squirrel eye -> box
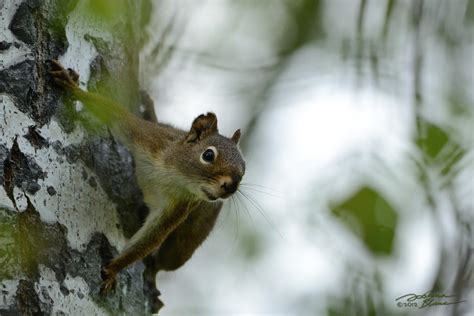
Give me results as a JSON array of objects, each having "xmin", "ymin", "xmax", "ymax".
[{"xmin": 201, "ymin": 146, "xmax": 217, "ymax": 164}]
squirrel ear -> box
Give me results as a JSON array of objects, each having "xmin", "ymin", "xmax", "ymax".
[
  {"xmin": 185, "ymin": 112, "xmax": 218, "ymax": 142},
  {"xmin": 231, "ymin": 129, "xmax": 241, "ymax": 144}
]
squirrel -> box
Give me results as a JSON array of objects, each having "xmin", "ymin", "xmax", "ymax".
[{"xmin": 49, "ymin": 60, "xmax": 245, "ymax": 306}]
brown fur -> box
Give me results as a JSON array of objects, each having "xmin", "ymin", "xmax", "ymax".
[{"xmin": 49, "ymin": 61, "xmax": 245, "ymax": 301}]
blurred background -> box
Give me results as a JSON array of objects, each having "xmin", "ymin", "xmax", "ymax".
[{"xmin": 139, "ymin": 0, "xmax": 473, "ymax": 315}]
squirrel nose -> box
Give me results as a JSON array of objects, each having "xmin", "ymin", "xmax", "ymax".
[{"xmin": 221, "ymin": 175, "xmax": 241, "ymax": 194}]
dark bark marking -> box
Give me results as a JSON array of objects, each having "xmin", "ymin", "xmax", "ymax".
[
  {"xmin": 46, "ymin": 186, "xmax": 56, "ymax": 195},
  {"xmin": 0, "ymin": 41, "xmax": 12, "ymax": 50},
  {"xmin": 24, "ymin": 126, "xmax": 48, "ymax": 150},
  {"xmin": 9, "ymin": 1, "xmax": 39, "ymax": 46},
  {"xmin": 3, "ymin": 138, "xmax": 45, "ymax": 204},
  {"xmin": 0, "ymin": 61, "xmax": 36, "ymax": 116},
  {"xmin": 79, "ymin": 136, "xmax": 147, "ymax": 239}
]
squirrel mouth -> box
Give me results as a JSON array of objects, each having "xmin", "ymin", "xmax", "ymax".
[
  {"xmin": 201, "ymin": 188, "xmax": 218, "ymax": 201},
  {"xmin": 220, "ymin": 192, "xmax": 232, "ymax": 199}
]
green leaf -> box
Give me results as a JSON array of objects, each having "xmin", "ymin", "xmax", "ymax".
[
  {"xmin": 330, "ymin": 187, "xmax": 398, "ymax": 256},
  {"xmin": 415, "ymin": 122, "xmax": 449, "ymax": 160}
]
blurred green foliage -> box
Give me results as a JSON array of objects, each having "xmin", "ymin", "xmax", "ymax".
[
  {"xmin": 82, "ymin": 0, "xmax": 128, "ymax": 23},
  {"xmin": 416, "ymin": 122, "xmax": 450, "ymax": 160},
  {"xmin": 0, "ymin": 209, "xmax": 21, "ymax": 279},
  {"xmin": 0, "ymin": 206, "xmax": 69, "ymax": 280},
  {"xmin": 238, "ymin": 229, "xmax": 263, "ymax": 260},
  {"xmin": 330, "ymin": 187, "xmax": 398, "ymax": 256},
  {"xmin": 415, "ymin": 121, "xmax": 465, "ymax": 176}
]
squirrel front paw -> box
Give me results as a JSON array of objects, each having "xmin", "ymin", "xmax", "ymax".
[
  {"xmin": 49, "ymin": 60, "xmax": 80, "ymax": 92},
  {"xmin": 99, "ymin": 266, "xmax": 117, "ymax": 295}
]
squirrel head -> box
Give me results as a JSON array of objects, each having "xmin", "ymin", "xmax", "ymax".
[{"xmin": 168, "ymin": 113, "xmax": 245, "ymax": 202}]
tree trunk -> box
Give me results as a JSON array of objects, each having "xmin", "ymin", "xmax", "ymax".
[{"xmin": 0, "ymin": 0, "xmax": 155, "ymax": 314}]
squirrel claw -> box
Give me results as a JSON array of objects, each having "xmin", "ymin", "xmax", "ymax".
[
  {"xmin": 99, "ymin": 277, "xmax": 117, "ymax": 296},
  {"xmin": 99, "ymin": 267, "xmax": 117, "ymax": 296},
  {"xmin": 49, "ymin": 60, "xmax": 79, "ymax": 91},
  {"xmin": 50, "ymin": 59, "xmax": 62, "ymax": 70},
  {"xmin": 67, "ymin": 68, "xmax": 80, "ymax": 84}
]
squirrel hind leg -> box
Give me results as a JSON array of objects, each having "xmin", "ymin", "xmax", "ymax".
[{"xmin": 143, "ymin": 254, "xmax": 164, "ymax": 313}]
